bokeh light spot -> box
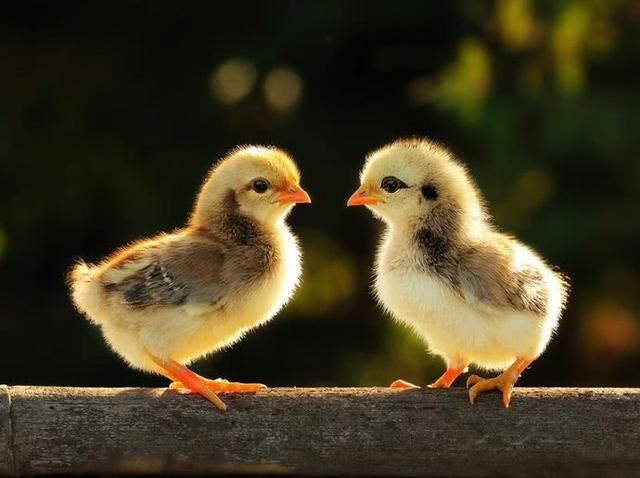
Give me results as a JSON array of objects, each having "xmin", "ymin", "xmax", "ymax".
[
  {"xmin": 428, "ymin": 37, "xmax": 492, "ymax": 123},
  {"xmin": 581, "ymin": 302, "xmax": 640, "ymax": 362},
  {"xmin": 209, "ymin": 58, "xmax": 257, "ymax": 104},
  {"xmin": 551, "ymin": 4, "xmax": 590, "ymax": 96},
  {"xmin": 263, "ymin": 67, "xmax": 303, "ymax": 111},
  {"xmin": 496, "ymin": 0, "xmax": 539, "ymax": 50}
]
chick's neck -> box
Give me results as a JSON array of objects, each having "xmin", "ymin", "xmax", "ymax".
[{"xmin": 393, "ymin": 202, "xmax": 484, "ymax": 250}]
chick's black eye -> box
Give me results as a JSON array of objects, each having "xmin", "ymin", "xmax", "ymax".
[
  {"xmin": 381, "ymin": 176, "xmax": 407, "ymax": 193},
  {"xmin": 252, "ymin": 179, "xmax": 269, "ymax": 193}
]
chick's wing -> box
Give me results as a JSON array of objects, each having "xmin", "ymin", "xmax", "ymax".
[
  {"xmin": 457, "ymin": 235, "xmax": 549, "ymax": 317},
  {"xmin": 118, "ymin": 262, "xmax": 189, "ymax": 307},
  {"xmin": 102, "ymin": 236, "xmax": 226, "ymax": 309}
]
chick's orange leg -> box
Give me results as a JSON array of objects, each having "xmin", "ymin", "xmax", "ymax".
[
  {"xmin": 149, "ymin": 356, "xmax": 227, "ymax": 411},
  {"xmin": 170, "ymin": 378, "xmax": 267, "ymax": 393},
  {"xmin": 429, "ymin": 366, "xmax": 467, "ymax": 388},
  {"xmin": 467, "ymin": 358, "xmax": 533, "ymax": 408}
]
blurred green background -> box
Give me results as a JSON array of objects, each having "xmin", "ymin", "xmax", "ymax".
[{"xmin": 1, "ymin": 1, "xmax": 639, "ymax": 389}]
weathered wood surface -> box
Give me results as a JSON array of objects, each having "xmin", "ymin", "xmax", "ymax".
[
  {"xmin": 1, "ymin": 386, "xmax": 639, "ymax": 476},
  {"xmin": 0, "ymin": 387, "xmax": 12, "ymax": 476}
]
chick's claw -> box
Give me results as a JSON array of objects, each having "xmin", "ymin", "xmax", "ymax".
[
  {"xmin": 168, "ymin": 383, "xmax": 193, "ymax": 394},
  {"xmin": 467, "ymin": 358, "xmax": 532, "ymax": 408},
  {"xmin": 468, "ymin": 374, "xmax": 516, "ymax": 408},
  {"xmin": 465, "ymin": 374, "xmax": 487, "ymax": 388},
  {"xmin": 170, "ymin": 379, "xmax": 267, "ymax": 393}
]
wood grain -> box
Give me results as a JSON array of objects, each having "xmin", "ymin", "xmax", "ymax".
[{"xmin": 1, "ymin": 386, "xmax": 639, "ymax": 476}]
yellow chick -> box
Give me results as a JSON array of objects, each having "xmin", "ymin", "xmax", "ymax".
[
  {"xmin": 348, "ymin": 138, "xmax": 568, "ymax": 407},
  {"xmin": 69, "ymin": 146, "xmax": 310, "ymax": 411}
]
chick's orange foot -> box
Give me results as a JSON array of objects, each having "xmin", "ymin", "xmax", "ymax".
[
  {"xmin": 466, "ymin": 358, "xmax": 532, "ymax": 408},
  {"xmin": 150, "ymin": 356, "xmax": 227, "ymax": 411},
  {"xmin": 170, "ymin": 379, "xmax": 267, "ymax": 393},
  {"xmin": 467, "ymin": 374, "xmax": 515, "ymax": 408},
  {"xmin": 390, "ymin": 379, "xmax": 421, "ymax": 389}
]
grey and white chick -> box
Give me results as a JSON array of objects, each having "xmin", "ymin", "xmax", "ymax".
[
  {"xmin": 69, "ymin": 146, "xmax": 310, "ymax": 410},
  {"xmin": 348, "ymin": 138, "xmax": 567, "ymax": 407}
]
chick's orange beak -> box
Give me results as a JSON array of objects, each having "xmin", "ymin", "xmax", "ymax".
[
  {"xmin": 277, "ymin": 185, "xmax": 311, "ymax": 204},
  {"xmin": 347, "ymin": 187, "xmax": 381, "ymax": 206}
]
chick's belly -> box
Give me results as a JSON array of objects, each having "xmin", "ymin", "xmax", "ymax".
[
  {"xmin": 147, "ymin": 306, "xmax": 275, "ymax": 362},
  {"xmin": 422, "ymin": 310, "xmax": 543, "ymax": 370},
  {"xmin": 376, "ymin": 272, "xmax": 543, "ymax": 369},
  {"xmin": 134, "ymin": 274, "xmax": 293, "ymax": 367}
]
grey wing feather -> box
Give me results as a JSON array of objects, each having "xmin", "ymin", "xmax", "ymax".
[
  {"xmin": 506, "ymin": 266, "xmax": 549, "ymax": 315},
  {"xmin": 458, "ymin": 242, "xmax": 550, "ymax": 316},
  {"xmin": 119, "ymin": 262, "xmax": 190, "ymax": 307}
]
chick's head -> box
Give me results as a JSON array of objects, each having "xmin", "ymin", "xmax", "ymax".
[
  {"xmin": 348, "ymin": 138, "xmax": 485, "ymax": 234},
  {"xmin": 193, "ymin": 146, "xmax": 310, "ymax": 227}
]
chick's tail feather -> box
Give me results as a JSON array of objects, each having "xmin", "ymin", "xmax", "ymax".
[
  {"xmin": 68, "ymin": 260, "xmax": 104, "ymax": 323},
  {"xmin": 67, "ymin": 260, "xmax": 94, "ymax": 285}
]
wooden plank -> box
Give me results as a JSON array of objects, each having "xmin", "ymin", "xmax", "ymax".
[
  {"xmin": 0, "ymin": 386, "xmax": 13, "ymax": 476},
  {"xmin": 2, "ymin": 386, "xmax": 640, "ymax": 476}
]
